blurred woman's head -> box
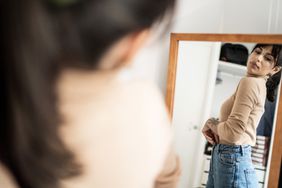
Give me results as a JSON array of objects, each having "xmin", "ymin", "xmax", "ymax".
[{"xmin": 0, "ymin": 0, "xmax": 176, "ymax": 188}]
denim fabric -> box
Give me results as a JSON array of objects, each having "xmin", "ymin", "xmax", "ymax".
[{"xmin": 206, "ymin": 144, "xmax": 258, "ymax": 188}]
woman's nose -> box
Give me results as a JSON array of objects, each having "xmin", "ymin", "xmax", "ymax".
[{"xmin": 257, "ymin": 55, "xmax": 263, "ymax": 62}]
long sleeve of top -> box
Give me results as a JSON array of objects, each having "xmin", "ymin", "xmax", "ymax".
[
  {"xmin": 209, "ymin": 76, "xmax": 267, "ymax": 146},
  {"xmin": 154, "ymin": 149, "xmax": 181, "ymax": 188}
]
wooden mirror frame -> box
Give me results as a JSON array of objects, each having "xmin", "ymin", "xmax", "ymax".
[{"xmin": 166, "ymin": 33, "xmax": 282, "ymax": 188}]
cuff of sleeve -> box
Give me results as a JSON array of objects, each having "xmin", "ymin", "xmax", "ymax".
[
  {"xmin": 208, "ymin": 118, "xmax": 219, "ymax": 134},
  {"xmin": 209, "ymin": 123, "xmax": 218, "ymax": 134},
  {"xmin": 154, "ymin": 152, "xmax": 181, "ymax": 188}
]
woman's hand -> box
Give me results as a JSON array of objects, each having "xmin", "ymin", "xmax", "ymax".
[
  {"xmin": 202, "ymin": 129, "xmax": 219, "ymax": 145},
  {"xmin": 202, "ymin": 118, "xmax": 219, "ymax": 145}
]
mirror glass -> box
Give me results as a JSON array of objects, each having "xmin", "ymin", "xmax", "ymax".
[{"xmin": 170, "ymin": 40, "xmax": 281, "ymax": 188}]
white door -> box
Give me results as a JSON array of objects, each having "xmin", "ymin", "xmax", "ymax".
[{"xmin": 172, "ymin": 41, "xmax": 220, "ymax": 188}]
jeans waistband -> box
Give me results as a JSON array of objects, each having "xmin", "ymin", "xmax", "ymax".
[{"xmin": 214, "ymin": 144, "xmax": 251, "ymax": 156}]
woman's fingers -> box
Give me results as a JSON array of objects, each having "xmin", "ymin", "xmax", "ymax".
[
  {"xmin": 202, "ymin": 131, "xmax": 215, "ymax": 145},
  {"xmin": 202, "ymin": 129, "xmax": 220, "ymax": 145}
]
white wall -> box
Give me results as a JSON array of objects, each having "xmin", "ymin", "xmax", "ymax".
[
  {"xmin": 276, "ymin": 0, "xmax": 282, "ymax": 32},
  {"xmin": 221, "ymin": 0, "xmax": 276, "ymax": 33},
  {"xmin": 131, "ymin": 0, "xmax": 282, "ymax": 93}
]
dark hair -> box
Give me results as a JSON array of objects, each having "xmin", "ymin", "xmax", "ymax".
[
  {"xmin": 252, "ymin": 44, "xmax": 282, "ymax": 102},
  {"xmin": 0, "ymin": 0, "xmax": 175, "ymax": 188}
]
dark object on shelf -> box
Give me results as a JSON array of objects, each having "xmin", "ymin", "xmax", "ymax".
[
  {"xmin": 220, "ymin": 43, "xmax": 249, "ymax": 66},
  {"xmin": 216, "ymin": 71, "xmax": 223, "ymax": 85},
  {"xmin": 204, "ymin": 142, "xmax": 213, "ymax": 155}
]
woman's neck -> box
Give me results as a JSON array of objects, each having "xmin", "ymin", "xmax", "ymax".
[{"xmin": 246, "ymin": 73, "xmax": 268, "ymax": 81}]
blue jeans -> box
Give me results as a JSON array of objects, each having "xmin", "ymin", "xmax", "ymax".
[{"xmin": 206, "ymin": 144, "xmax": 258, "ymax": 188}]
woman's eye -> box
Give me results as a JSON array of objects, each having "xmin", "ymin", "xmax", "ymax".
[
  {"xmin": 254, "ymin": 49, "xmax": 261, "ymax": 54},
  {"xmin": 265, "ymin": 56, "xmax": 274, "ymax": 61}
]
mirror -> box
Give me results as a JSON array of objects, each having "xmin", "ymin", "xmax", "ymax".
[{"xmin": 166, "ymin": 34, "xmax": 282, "ymax": 188}]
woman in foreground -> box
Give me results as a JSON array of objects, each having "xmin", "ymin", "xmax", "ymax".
[{"xmin": 0, "ymin": 0, "xmax": 180, "ymax": 187}]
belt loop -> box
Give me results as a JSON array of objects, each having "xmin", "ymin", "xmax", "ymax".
[{"xmin": 240, "ymin": 145, "xmax": 244, "ymax": 156}]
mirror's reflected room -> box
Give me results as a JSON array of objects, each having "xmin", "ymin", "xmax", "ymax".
[{"xmin": 1, "ymin": 1, "xmax": 282, "ymax": 188}]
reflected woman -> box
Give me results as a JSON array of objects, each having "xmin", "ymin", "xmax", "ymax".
[{"xmin": 202, "ymin": 44, "xmax": 282, "ymax": 188}]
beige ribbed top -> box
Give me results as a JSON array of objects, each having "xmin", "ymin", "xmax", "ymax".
[
  {"xmin": 57, "ymin": 68, "xmax": 180, "ymax": 188},
  {"xmin": 211, "ymin": 76, "xmax": 267, "ymax": 146},
  {"xmin": 0, "ymin": 67, "xmax": 180, "ymax": 188}
]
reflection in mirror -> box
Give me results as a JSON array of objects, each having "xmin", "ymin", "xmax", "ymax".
[
  {"xmin": 166, "ymin": 35, "xmax": 282, "ymax": 188},
  {"xmin": 203, "ymin": 43, "xmax": 282, "ymax": 188}
]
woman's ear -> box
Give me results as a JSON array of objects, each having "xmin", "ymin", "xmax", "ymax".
[
  {"xmin": 99, "ymin": 29, "xmax": 151, "ymax": 70},
  {"xmin": 271, "ymin": 66, "xmax": 282, "ymax": 75},
  {"xmin": 123, "ymin": 29, "xmax": 151, "ymax": 63}
]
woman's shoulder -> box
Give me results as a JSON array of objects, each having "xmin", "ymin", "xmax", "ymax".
[
  {"xmin": 59, "ymin": 78, "xmax": 172, "ymax": 188},
  {"xmin": 105, "ymin": 69, "xmax": 169, "ymax": 118},
  {"xmin": 237, "ymin": 76, "xmax": 266, "ymax": 101},
  {"xmin": 109, "ymin": 78, "xmax": 172, "ymax": 135},
  {"xmin": 59, "ymin": 66, "xmax": 171, "ymax": 130},
  {"xmin": 115, "ymin": 79, "xmax": 166, "ymax": 107},
  {"xmin": 240, "ymin": 76, "xmax": 265, "ymax": 83},
  {"xmin": 239, "ymin": 76, "xmax": 266, "ymax": 90}
]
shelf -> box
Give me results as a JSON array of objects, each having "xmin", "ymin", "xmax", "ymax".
[
  {"xmin": 218, "ymin": 60, "xmax": 247, "ymax": 77},
  {"xmin": 254, "ymin": 164, "xmax": 266, "ymax": 171}
]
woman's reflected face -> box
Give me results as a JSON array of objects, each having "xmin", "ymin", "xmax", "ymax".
[{"xmin": 247, "ymin": 46, "xmax": 276, "ymax": 77}]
